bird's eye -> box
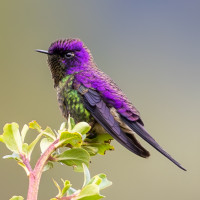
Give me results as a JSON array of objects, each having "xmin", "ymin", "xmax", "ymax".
[{"xmin": 64, "ymin": 52, "xmax": 75, "ymax": 59}]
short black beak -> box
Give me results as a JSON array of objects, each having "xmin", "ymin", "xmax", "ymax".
[{"xmin": 35, "ymin": 49, "xmax": 51, "ymax": 55}]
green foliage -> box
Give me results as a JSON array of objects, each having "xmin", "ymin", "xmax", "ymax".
[
  {"xmin": 0, "ymin": 118, "xmax": 112, "ymax": 199},
  {"xmin": 21, "ymin": 124, "xmax": 29, "ymax": 142},
  {"xmin": 59, "ymin": 131, "xmax": 82, "ymax": 147},
  {"xmin": 83, "ymin": 133, "xmax": 114, "ymax": 155},
  {"xmin": 40, "ymin": 138, "xmax": 54, "ymax": 153},
  {"xmin": 51, "ymin": 164, "xmax": 112, "ymax": 200},
  {"xmin": 2, "ymin": 123, "xmax": 22, "ymax": 153},
  {"xmin": 72, "ymin": 122, "xmax": 91, "ymax": 135},
  {"xmin": 55, "ymin": 148, "xmax": 90, "ymax": 172}
]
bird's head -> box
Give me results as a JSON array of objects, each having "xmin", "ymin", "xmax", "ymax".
[{"xmin": 36, "ymin": 38, "xmax": 93, "ymax": 87}]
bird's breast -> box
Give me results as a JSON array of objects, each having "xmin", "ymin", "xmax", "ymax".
[{"xmin": 56, "ymin": 75, "xmax": 94, "ymax": 123}]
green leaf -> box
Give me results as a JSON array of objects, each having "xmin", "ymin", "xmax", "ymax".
[
  {"xmin": 66, "ymin": 117, "xmax": 76, "ymax": 131},
  {"xmin": 98, "ymin": 174, "xmax": 112, "ymax": 190},
  {"xmin": 29, "ymin": 120, "xmax": 42, "ymax": 132},
  {"xmin": 88, "ymin": 175, "xmax": 102, "ymax": 187},
  {"xmin": 72, "ymin": 122, "xmax": 91, "ymax": 135},
  {"xmin": 82, "ymin": 134, "xmax": 87, "ymax": 141},
  {"xmin": 84, "ymin": 133, "xmax": 114, "ymax": 155},
  {"xmin": 70, "ymin": 117, "xmax": 75, "ymax": 129},
  {"xmin": 89, "ymin": 174, "xmax": 112, "ymax": 190},
  {"xmin": 76, "ymin": 184, "xmax": 104, "ymax": 200},
  {"xmin": 83, "ymin": 163, "xmax": 91, "ymax": 187},
  {"xmin": 59, "ymin": 131, "xmax": 82, "ymax": 147},
  {"xmin": 61, "ymin": 180, "xmax": 71, "ymax": 196},
  {"xmin": 55, "ymin": 148, "xmax": 90, "ymax": 172},
  {"xmin": 60, "ymin": 122, "xmax": 67, "ymax": 132},
  {"xmin": 40, "ymin": 138, "xmax": 54, "ymax": 154},
  {"xmin": 85, "ymin": 133, "xmax": 113, "ymax": 144},
  {"xmin": 27, "ymin": 133, "xmax": 43, "ymax": 159},
  {"xmin": 22, "ymin": 143, "xmax": 29, "ymax": 156},
  {"xmin": 3, "ymin": 123, "xmax": 22, "ymax": 153},
  {"xmin": 3, "ymin": 153, "xmax": 21, "ymax": 161},
  {"xmin": 52, "ymin": 179, "xmax": 62, "ymax": 197},
  {"xmin": 67, "ymin": 116, "xmax": 72, "ymax": 131},
  {"xmin": 9, "ymin": 196, "xmax": 24, "ymax": 200},
  {"xmin": 0, "ymin": 134, "xmax": 4, "ymax": 143},
  {"xmin": 82, "ymin": 146, "xmax": 98, "ymax": 156},
  {"xmin": 21, "ymin": 124, "xmax": 29, "ymax": 142},
  {"xmin": 67, "ymin": 187, "xmax": 77, "ymax": 196},
  {"xmin": 43, "ymin": 126, "xmax": 56, "ymax": 140}
]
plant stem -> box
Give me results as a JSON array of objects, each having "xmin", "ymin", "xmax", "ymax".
[
  {"xmin": 27, "ymin": 139, "xmax": 59, "ymax": 200},
  {"xmin": 20, "ymin": 154, "xmax": 33, "ymax": 174}
]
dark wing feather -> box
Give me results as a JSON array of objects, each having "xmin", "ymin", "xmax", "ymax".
[
  {"xmin": 78, "ymin": 85, "xmax": 149, "ymax": 157},
  {"xmin": 78, "ymin": 85, "xmax": 186, "ymax": 170},
  {"xmin": 122, "ymin": 117, "xmax": 186, "ymax": 171}
]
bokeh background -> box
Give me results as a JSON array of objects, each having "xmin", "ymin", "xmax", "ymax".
[{"xmin": 0, "ymin": 1, "xmax": 200, "ymax": 199}]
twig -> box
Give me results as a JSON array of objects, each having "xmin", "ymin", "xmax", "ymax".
[
  {"xmin": 20, "ymin": 154, "xmax": 33, "ymax": 173},
  {"xmin": 27, "ymin": 139, "xmax": 59, "ymax": 200}
]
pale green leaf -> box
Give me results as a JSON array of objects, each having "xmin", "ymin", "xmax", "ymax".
[
  {"xmin": 68, "ymin": 116, "xmax": 72, "ymax": 131},
  {"xmin": 89, "ymin": 174, "xmax": 112, "ymax": 190},
  {"xmin": 58, "ymin": 131, "xmax": 82, "ymax": 147},
  {"xmin": 27, "ymin": 133, "xmax": 43, "ymax": 159},
  {"xmin": 60, "ymin": 122, "xmax": 67, "ymax": 132},
  {"xmin": 82, "ymin": 134, "xmax": 87, "ymax": 141},
  {"xmin": 70, "ymin": 117, "xmax": 75, "ymax": 129},
  {"xmin": 43, "ymin": 126, "xmax": 56, "ymax": 140},
  {"xmin": 72, "ymin": 122, "xmax": 91, "ymax": 135},
  {"xmin": 83, "ymin": 163, "xmax": 91, "ymax": 187},
  {"xmin": 22, "ymin": 143, "xmax": 29, "ymax": 156},
  {"xmin": 61, "ymin": 180, "xmax": 71, "ymax": 196},
  {"xmin": 88, "ymin": 175, "xmax": 102, "ymax": 186},
  {"xmin": 3, "ymin": 153, "xmax": 21, "ymax": 161},
  {"xmin": 9, "ymin": 196, "xmax": 24, "ymax": 200},
  {"xmin": 0, "ymin": 134, "xmax": 4, "ymax": 143},
  {"xmin": 3, "ymin": 123, "xmax": 22, "ymax": 153},
  {"xmin": 40, "ymin": 138, "xmax": 54, "ymax": 154},
  {"xmin": 52, "ymin": 179, "xmax": 62, "ymax": 197},
  {"xmin": 76, "ymin": 184, "xmax": 104, "ymax": 200},
  {"xmin": 67, "ymin": 187, "xmax": 77, "ymax": 196},
  {"xmin": 29, "ymin": 120, "xmax": 42, "ymax": 132},
  {"xmin": 82, "ymin": 146, "xmax": 98, "ymax": 156},
  {"xmin": 56, "ymin": 148, "xmax": 90, "ymax": 172},
  {"xmin": 21, "ymin": 124, "xmax": 29, "ymax": 142},
  {"xmin": 97, "ymin": 174, "xmax": 112, "ymax": 190}
]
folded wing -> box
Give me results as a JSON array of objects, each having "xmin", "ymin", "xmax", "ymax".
[
  {"xmin": 78, "ymin": 85, "xmax": 149, "ymax": 157},
  {"xmin": 78, "ymin": 85, "xmax": 186, "ymax": 171}
]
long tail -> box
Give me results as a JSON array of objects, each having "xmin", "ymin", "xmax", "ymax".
[{"xmin": 122, "ymin": 117, "xmax": 186, "ymax": 171}]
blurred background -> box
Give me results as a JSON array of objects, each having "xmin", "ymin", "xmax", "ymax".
[{"xmin": 0, "ymin": 0, "xmax": 200, "ymax": 199}]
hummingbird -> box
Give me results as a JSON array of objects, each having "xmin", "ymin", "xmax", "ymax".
[{"xmin": 36, "ymin": 38, "xmax": 186, "ymax": 171}]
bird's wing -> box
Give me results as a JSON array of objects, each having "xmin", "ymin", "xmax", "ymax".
[
  {"xmin": 78, "ymin": 84, "xmax": 186, "ymax": 171},
  {"xmin": 78, "ymin": 85, "xmax": 149, "ymax": 157}
]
